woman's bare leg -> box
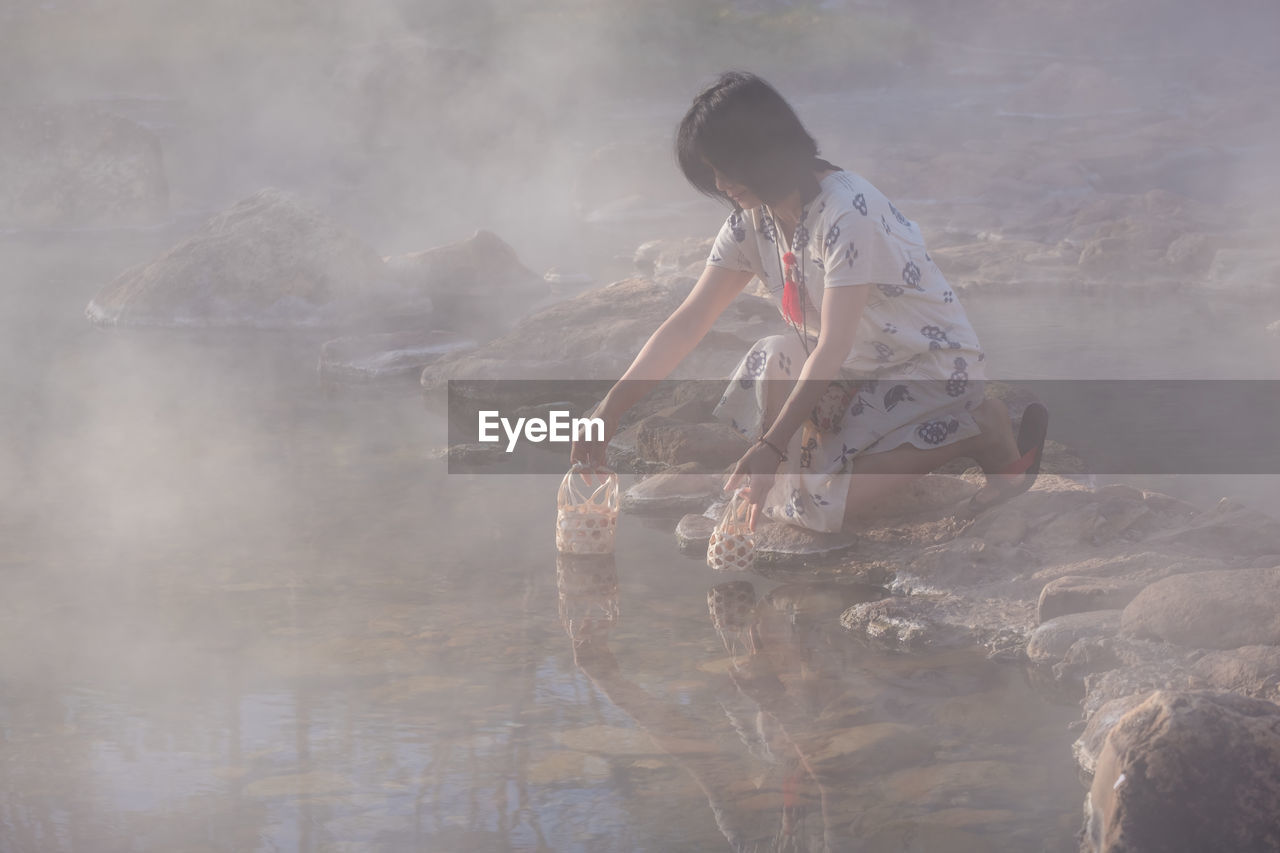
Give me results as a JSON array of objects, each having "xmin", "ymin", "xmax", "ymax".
[{"xmin": 839, "ymin": 397, "xmax": 1021, "ymax": 525}]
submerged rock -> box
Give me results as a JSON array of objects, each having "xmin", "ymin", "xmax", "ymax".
[
  {"xmin": 1084, "ymin": 691, "xmax": 1280, "ymax": 853},
  {"xmin": 86, "ymin": 188, "xmax": 394, "ymax": 328},
  {"xmin": 0, "ymin": 103, "xmax": 168, "ymax": 229}
]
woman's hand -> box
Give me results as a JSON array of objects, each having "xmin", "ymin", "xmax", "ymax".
[
  {"xmin": 724, "ymin": 440, "xmax": 785, "ymax": 531},
  {"xmin": 569, "ymin": 408, "xmax": 619, "ymax": 470}
]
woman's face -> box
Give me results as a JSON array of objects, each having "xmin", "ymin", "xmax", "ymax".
[{"xmin": 710, "ymin": 165, "xmax": 763, "ymax": 210}]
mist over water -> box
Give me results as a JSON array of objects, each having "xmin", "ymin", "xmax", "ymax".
[{"xmin": 3, "ymin": 1, "xmax": 1280, "ymax": 851}]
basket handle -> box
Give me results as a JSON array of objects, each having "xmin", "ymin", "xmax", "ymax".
[
  {"xmin": 559, "ymin": 463, "xmax": 618, "ymax": 510},
  {"xmin": 717, "ymin": 487, "xmax": 753, "ymax": 532}
]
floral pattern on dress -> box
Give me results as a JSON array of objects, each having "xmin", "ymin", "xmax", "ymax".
[
  {"xmin": 917, "ymin": 417, "xmax": 961, "ymax": 445},
  {"xmin": 947, "ymin": 357, "xmax": 969, "ymax": 398}
]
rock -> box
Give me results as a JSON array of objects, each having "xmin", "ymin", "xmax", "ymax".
[
  {"xmin": 754, "ymin": 521, "xmax": 861, "ymax": 565},
  {"xmin": 840, "ymin": 594, "xmax": 982, "ymax": 652},
  {"xmin": 619, "ymin": 467, "xmax": 723, "ymax": 515},
  {"xmin": 1204, "ymin": 248, "xmax": 1280, "ymax": 298},
  {"xmin": 1037, "ymin": 576, "xmax": 1146, "ymax": 624},
  {"xmin": 0, "ymin": 103, "xmax": 168, "ymax": 229},
  {"xmin": 674, "ymin": 513, "xmax": 716, "ymax": 552},
  {"xmin": 1189, "ymin": 645, "xmax": 1280, "ymax": 702},
  {"xmin": 1121, "ymin": 566, "xmax": 1280, "ymax": 649},
  {"xmin": 1026, "ymin": 611, "xmax": 1122, "ymax": 666},
  {"xmin": 318, "ymin": 330, "xmax": 474, "ymax": 385},
  {"xmin": 86, "ymin": 188, "xmax": 394, "ymax": 328},
  {"xmin": 383, "ymin": 230, "xmax": 543, "ymax": 333},
  {"xmin": 1084, "ymin": 691, "xmax": 1280, "ymax": 853},
  {"xmin": 1163, "ymin": 231, "xmax": 1237, "ymax": 274},
  {"xmin": 1073, "ymin": 693, "xmax": 1147, "ymax": 778},
  {"xmin": 420, "ymin": 277, "xmax": 779, "ymax": 387},
  {"xmin": 1082, "ymin": 662, "xmax": 1202, "ymax": 719},
  {"xmin": 633, "ymin": 416, "xmax": 750, "ymax": 471}
]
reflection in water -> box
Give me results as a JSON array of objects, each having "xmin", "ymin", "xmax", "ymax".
[{"xmin": 564, "ymin": 554, "xmax": 1076, "ymax": 852}]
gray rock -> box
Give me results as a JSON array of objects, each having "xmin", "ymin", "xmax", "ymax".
[
  {"xmin": 840, "ymin": 595, "xmax": 967, "ymax": 652},
  {"xmin": 1026, "ymin": 610, "xmax": 1122, "ymax": 666},
  {"xmin": 1083, "ymin": 691, "xmax": 1280, "ymax": 853},
  {"xmin": 633, "ymin": 416, "xmax": 749, "ymax": 471},
  {"xmin": 754, "ymin": 521, "xmax": 861, "ymax": 565},
  {"xmin": 1037, "ymin": 575, "xmax": 1146, "ymax": 624},
  {"xmin": 675, "ymin": 513, "xmax": 716, "ymax": 552},
  {"xmin": 0, "ymin": 103, "xmax": 168, "ymax": 229},
  {"xmin": 86, "ymin": 189, "xmax": 393, "ymax": 328},
  {"xmin": 1121, "ymin": 566, "xmax": 1280, "ymax": 649},
  {"xmin": 620, "ymin": 469, "xmax": 723, "ymax": 515}
]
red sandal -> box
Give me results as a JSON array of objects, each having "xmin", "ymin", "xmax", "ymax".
[{"xmin": 958, "ymin": 402, "xmax": 1049, "ymax": 519}]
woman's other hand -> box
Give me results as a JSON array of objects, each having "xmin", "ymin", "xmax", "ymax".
[{"xmin": 724, "ymin": 441, "xmax": 784, "ymax": 531}]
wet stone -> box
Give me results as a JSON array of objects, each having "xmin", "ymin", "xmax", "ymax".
[
  {"xmin": 1085, "ymin": 691, "xmax": 1280, "ymax": 853},
  {"xmin": 1037, "ymin": 576, "xmax": 1146, "ymax": 624},
  {"xmin": 1072, "ymin": 693, "xmax": 1148, "ymax": 778},
  {"xmin": 675, "ymin": 513, "xmax": 716, "ymax": 552},
  {"xmin": 1026, "ymin": 610, "xmax": 1123, "ymax": 666},
  {"xmin": 753, "ymin": 521, "xmax": 860, "ymax": 565},
  {"xmin": 620, "ymin": 468, "xmax": 723, "ymax": 515}
]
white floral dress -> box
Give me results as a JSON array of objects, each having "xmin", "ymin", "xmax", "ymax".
[{"xmin": 708, "ymin": 169, "xmax": 987, "ymax": 533}]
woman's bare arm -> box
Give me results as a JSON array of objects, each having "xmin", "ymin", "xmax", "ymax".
[
  {"xmin": 725, "ymin": 284, "xmax": 871, "ymax": 523},
  {"xmin": 572, "ymin": 264, "xmax": 753, "ymax": 466},
  {"xmin": 760, "ymin": 284, "xmax": 870, "ymax": 450}
]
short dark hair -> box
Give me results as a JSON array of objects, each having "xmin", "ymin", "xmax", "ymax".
[{"xmin": 676, "ymin": 72, "xmax": 824, "ymax": 206}]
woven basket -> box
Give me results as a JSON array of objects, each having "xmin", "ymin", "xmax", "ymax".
[
  {"xmin": 707, "ymin": 490, "xmax": 755, "ymax": 572},
  {"xmin": 556, "ymin": 464, "xmax": 619, "ymax": 555}
]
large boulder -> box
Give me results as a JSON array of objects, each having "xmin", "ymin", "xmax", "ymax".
[
  {"xmin": 1084, "ymin": 691, "xmax": 1280, "ymax": 852},
  {"xmin": 86, "ymin": 189, "xmax": 396, "ymax": 328},
  {"xmin": 0, "ymin": 103, "xmax": 168, "ymax": 229},
  {"xmin": 383, "ymin": 230, "xmax": 544, "ymax": 334},
  {"xmin": 1121, "ymin": 566, "xmax": 1280, "ymax": 649}
]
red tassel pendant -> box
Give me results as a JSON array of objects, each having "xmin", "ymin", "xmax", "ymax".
[{"xmin": 780, "ymin": 251, "xmax": 803, "ymax": 327}]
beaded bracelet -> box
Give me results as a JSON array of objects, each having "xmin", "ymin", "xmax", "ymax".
[{"xmin": 756, "ymin": 437, "xmax": 788, "ymax": 463}]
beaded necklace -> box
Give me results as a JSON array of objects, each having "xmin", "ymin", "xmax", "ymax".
[{"xmin": 773, "ymin": 202, "xmax": 815, "ymax": 357}]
